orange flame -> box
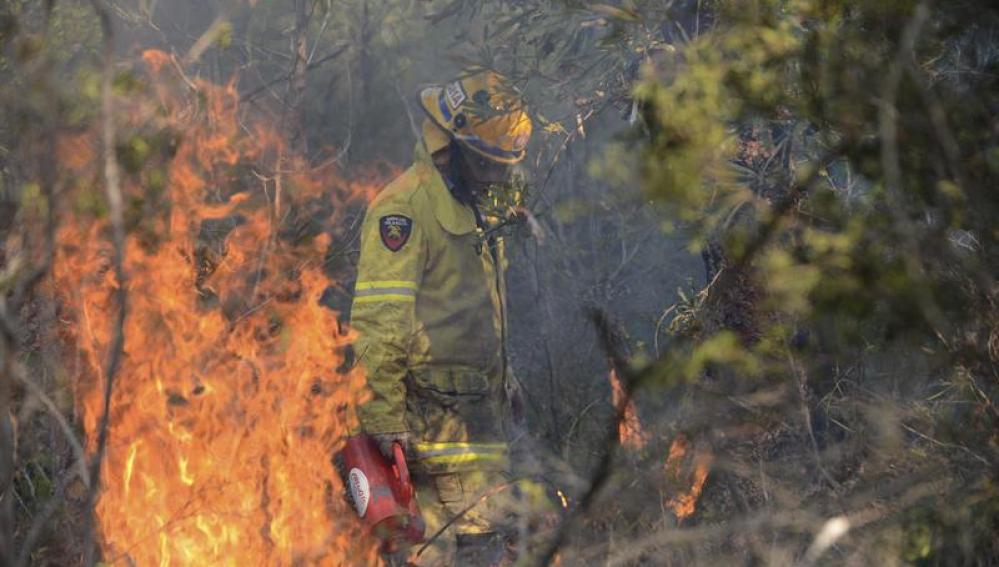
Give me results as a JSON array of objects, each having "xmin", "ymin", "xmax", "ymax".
[
  {"xmin": 663, "ymin": 434, "xmax": 713, "ymax": 520},
  {"xmin": 609, "ymin": 368, "xmax": 647, "ymax": 450},
  {"xmin": 607, "ymin": 367, "xmax": 710, "ymax": 519},
  {"xmin": 53, "ymin": 50, "xmax": 382, "ymax": 564}
]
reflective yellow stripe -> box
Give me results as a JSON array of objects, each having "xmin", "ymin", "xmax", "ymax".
[
  {"xmin": 353, "ymin": 294, "xmax": 416, "ymax": 304},
  {"xmin": 355, "ymin": 280, "xmax": 418, "ymax": 290},
  {"xmin": 414, "ymin": 442, "xmax": 508, "ymax": 466},
  {"xmin": 356, "ymin": 287, "xmax": 416, "ymax": 298},
  {"xmin": 420, "ymin": 453, "xmax": 506, "ymax": 466},
  {"xmin": 414, "ymin": 442, "xmax": 506, "ymax": 451}
]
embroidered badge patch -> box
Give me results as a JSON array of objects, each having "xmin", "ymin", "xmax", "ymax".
[
  {"xmin": 445, "ymin": 81, "xmax": 467, "ymax": 110},
  {"xmin": 379, "ymin": 215, "xmax": 412, "ymax": 252}
]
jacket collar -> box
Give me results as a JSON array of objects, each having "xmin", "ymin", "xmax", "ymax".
[{"xmin": 414, "ymin": 143, "xmax": 476, "ymax": 235}]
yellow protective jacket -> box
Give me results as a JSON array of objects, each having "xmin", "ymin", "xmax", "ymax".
[{"xmin": 352, "ymin": 144, "xmax": 510, "ymax": 474}]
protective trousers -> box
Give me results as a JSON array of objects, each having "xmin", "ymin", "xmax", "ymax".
[{"xmin": 404, "ymin": 470, "xmax": 516, "ymax": 566}]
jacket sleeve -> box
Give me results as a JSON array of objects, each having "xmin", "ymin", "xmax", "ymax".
[{"xmin": 351, "ymin": 200, "xmax": 425, "ymax": 434}]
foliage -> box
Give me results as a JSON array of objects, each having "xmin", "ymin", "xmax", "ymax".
[{"xmin": 601, "ymin": 1, "xmax": 998, "ymax": 564}]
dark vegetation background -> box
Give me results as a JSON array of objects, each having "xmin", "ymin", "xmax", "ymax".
[{"xmin": 1, "ymin": 0, "xmax": 997, "ymax": 565}]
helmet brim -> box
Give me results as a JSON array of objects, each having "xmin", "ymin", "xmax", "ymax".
[
  {"xmin": 418, "ymin": 86, "xmax": 527, "ymax": 165},
  {"xmin": 419, "ymin": 86, "xmax": 450, "ymax": 133}
]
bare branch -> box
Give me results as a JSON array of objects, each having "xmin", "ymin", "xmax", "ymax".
[
  {"xmin": 183, "ymin": 14, "xmax": 228, "ymax": 66},
  {"xmin": 239, "ymin": 43, "xmax": 348, "ymax": 104},
  {"xmin": 82, "ymin": 2, "xmax": 129, "ymax": 565}
]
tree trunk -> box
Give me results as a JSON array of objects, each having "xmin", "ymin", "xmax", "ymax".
[{"xmin": 288, "ymin": 0, "xmax": 310, "ymax": 152}]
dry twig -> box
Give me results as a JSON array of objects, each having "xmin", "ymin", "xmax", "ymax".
[{"xmin": 82, "ymin": 3, "xmax": 129, "ymax": 565}]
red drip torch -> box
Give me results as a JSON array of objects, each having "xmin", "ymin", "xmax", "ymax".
[{"xmin": 337, "ymin": 434, "xmax": 426, "ymax": 552}]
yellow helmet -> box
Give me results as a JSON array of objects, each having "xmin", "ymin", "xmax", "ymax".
[{"xmin": 419, "ymin": 70, "xmax": 533, "ymax": 165}]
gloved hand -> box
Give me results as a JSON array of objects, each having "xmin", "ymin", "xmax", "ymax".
[{"xmin": 371, "ymin": 431, "xmax": 412, "ymax": 462}]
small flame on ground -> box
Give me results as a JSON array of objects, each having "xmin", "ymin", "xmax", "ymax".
[
  {"xmin": 53, "ymin": 50, "xmax": 383, "ymax": 565},
  {"xmin": 607, "ymin": 368, "xmax": 710, "ymax": 520},
  {"xmin": 664, "ymin": 434, "xmax": 713, "ymax": 520},
  {"xmin": 609, "ymin": 368, "xmax": 647, "ymax": 450}
]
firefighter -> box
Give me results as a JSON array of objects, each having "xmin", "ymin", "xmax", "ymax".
[{"xmin": 350, "ymin": 70, "xmax": 532, "ymax": 566}]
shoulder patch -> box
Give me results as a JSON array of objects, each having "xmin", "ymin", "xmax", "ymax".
[{"xmin": 379, "ymin": 215, "xmax": 413, "ymax": 252}]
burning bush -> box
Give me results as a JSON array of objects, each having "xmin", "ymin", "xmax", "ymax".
[{"xmin": 51, "ymin": 50, "xmax": 381, "ymax": 565}]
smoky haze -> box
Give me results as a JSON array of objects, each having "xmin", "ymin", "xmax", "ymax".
[
  {"xmin": 8, "ymin": 1, "xmax": 993, "ymax": 565},
  {"xmin": 4, "ymin": 0, "xmax": 703, "ymax": 562},
  {"xmin": 118, "ymin": 0, "xmax": 701, "ymax": 461}
]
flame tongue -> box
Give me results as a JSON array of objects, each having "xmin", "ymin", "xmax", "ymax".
[
  {"xmin": 54, "ymin": 50, "xmax": 379, "ymax": 565},
  {"xmin": 610, "ymin": 368, "xmax": 648, "ymax": 450},
  {"xmin": 664, "ymin": 434, "xmax": 713, "ymax": 521}
]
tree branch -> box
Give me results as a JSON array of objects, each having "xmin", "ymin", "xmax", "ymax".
[
  {"xmin": 239, "ymin": 43, "xmax": 348, "ymax": 104},
  {"xmin": 83, "ymin": 2, "xmax": 128, "ymax": 565}
]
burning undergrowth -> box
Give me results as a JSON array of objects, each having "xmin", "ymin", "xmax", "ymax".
[
  {"xmin": 50, "ymin": 50, "xmax": 384, "ymax": 564},
  {"xmin": 608, "ymin": 368, "xmax": 711, "ymax": 522}
]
